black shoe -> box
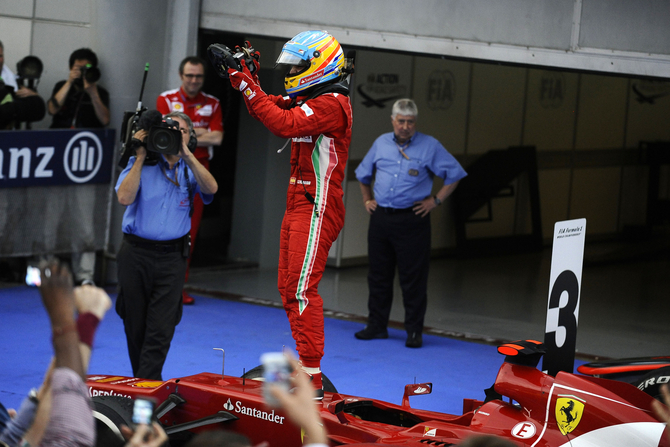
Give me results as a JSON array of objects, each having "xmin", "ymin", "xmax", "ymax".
[
  {"xmin": 406, "ymin": 332, "xmax": 423, "ymax": 348},
  {"xmin": 355, "ymin": 326, "xmax": 388, "ymax": 340}
]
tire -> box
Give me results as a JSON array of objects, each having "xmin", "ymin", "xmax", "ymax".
[
  {"xmin": 632, "ymin": 366, "xmax": 670, "ymax": 401},
  {"xmin": 92, "ymin": 395, "xmax": 134, "ymax": 447},
  {"xmin": 242, "ymin": 365, "xmax": 338, "ymax": 393}
]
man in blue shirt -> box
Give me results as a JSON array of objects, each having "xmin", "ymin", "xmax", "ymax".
[
  {"xmin": 354, "ymin": 99, "xmax": 467, "ymax": 348},
  {"xmin": 115, "ymin": 111, "xmax": 218, "ymax": 379}
]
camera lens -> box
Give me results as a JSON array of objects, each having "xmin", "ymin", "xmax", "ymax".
[
  {"xmin": 148, "ymin": 127, "xmax": 181, "ymax": 155},
  {"xmin": 84, "ymin": 67, "xmax": 101, "ymax": 83},
  {"xmin": 152, "ymin": 129, "xmax": 173, "ymax": 151}
]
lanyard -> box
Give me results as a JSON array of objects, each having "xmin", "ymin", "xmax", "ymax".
[
  {"xmin": 160, "ymin": 160, "xmax": 194, "ymax": 218},
  {"xmin": 395, "ymin": 141, "xmax": 410, "ymax": 160}
]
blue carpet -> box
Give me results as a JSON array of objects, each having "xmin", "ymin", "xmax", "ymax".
[{"xmin": 0, "ymin": 286, "xmax": 569, "ymax": 416}]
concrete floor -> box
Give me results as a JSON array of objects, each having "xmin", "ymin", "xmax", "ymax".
[{"xmin": 186, "ymin": 241, "xmax": 670, "ymax": 361}]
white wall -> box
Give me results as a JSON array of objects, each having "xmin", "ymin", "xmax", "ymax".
[{"xmin": 201, "ymin": 0, "xmax": 670, "ymax": 79}]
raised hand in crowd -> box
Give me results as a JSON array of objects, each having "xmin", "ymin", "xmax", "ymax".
[
  {"xmin": 120, "ymin": 422, "xmax": 168, "ymax": 447},
  {"xmin": 4, "ymin": 258, "xmax": 111, "ymax": 447},
  {"xmin": 267, "ymin": 353, "xmax": 327, "ymax": 446}
]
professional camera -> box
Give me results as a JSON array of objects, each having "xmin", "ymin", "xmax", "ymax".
[
  {"xmin": 74, "ymin": 63, "xmax": 101, "ymax": 87},
  {"xmin": 119, "ymin": 63, "xmax": 183, "ymax": 167},
  {"xmin": 0, "ymin": 56, "xmax": 46, "ymax": 129},
  {"xmin": 144, "ymin": 115, "xmax": 182, "ymax": 155},
  {"xmin": 207, "ymin": 41, "xmax": 259, "ymax": 79},
  {"xmin": 16, "ymin": 56, "xmax": 43, "ymax": 90},
  {"xmin": 119, "ymin": 109, "xmax": 182, "ymax": 167}
]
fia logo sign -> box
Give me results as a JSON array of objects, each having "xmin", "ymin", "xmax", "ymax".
[
  {"xmin": 539, "ymin": 72, "xmax": 565, "ymax": 109},
  {"xmin": 63, "ymin": 131, "xmax": 104, "ymax": 183},
  {"xmin": 427, "ymin": 70, "xmax": 455, "ymax": 110}
]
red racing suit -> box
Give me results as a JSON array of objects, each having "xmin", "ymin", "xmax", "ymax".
[{"xmin": 245, "ymin": 86, "xmax": 353, "ymax": 368}]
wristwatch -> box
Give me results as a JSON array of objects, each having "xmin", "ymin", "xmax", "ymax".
[
  {"xmin": 28, "ymin": 388, "xmax": 39, "ymax": 404},
  {"xmin": 433, "ymin": 195, "xmax": 442, "ymax": 206}
]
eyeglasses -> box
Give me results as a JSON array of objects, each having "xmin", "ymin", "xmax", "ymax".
[{"xmin": 183, "ymin": 74, "xmax": 204, "ymax": 79}]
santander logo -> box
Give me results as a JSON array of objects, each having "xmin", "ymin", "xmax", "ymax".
[{"xmin": 300, "ymin": 70, "xmax": 324, "ymax": 85}]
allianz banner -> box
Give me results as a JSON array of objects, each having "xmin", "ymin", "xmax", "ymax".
[{"xmin": 0, "ymin": 129, "xmax": 115, "ymax": 188}]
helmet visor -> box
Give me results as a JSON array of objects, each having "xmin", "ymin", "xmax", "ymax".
[{"xmin": 275, "ymin": 51, "xmax": 309, "ymax": 68}]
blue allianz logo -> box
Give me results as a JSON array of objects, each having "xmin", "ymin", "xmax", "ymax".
[{"xmin": 63, "ymin": 131, "xmax": 103, "ymax": 183}]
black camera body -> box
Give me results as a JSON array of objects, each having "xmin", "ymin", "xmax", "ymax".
[
  {"xmin": 16, "ymin": 56, "xmax": 43, "ymax": 90},
  {"xmin": 119, "ymin": 109, "xmax": 182, "ymax": 167},
  {"xmin": 207, "ymin": 42, "xmax": 258, "ymax": 79},
  {"xmin": 0, "ymin": 56, "xmax": 46, "ymax": 129},
  {"xmin": 145, "ymin": 118, "xmax": 182, "ymax": 155},
  {"xmin": 74, "ymin": 64, "xmax": 101, "ymax": 87}
]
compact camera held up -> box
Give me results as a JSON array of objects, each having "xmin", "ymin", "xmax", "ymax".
[{"xmin": 207, "ymin": 41, "xmax": 259, "ymax": 79}]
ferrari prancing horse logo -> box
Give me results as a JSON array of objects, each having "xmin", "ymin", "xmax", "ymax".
[{"xmin": 555, "ymin": 395, "xmax": 585, "ymax": 435}]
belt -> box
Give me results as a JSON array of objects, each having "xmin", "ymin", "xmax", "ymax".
[
  {"xmin": 124, "ymin": 233, "xmax": 185, "ymax": 253},
  {"xmin": 377, "ymin": 206, "xmax": 415, "ymax": 214}
]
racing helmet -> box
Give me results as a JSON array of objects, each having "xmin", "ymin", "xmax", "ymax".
[{"xmin": 276, "ymin": 30, "xmax": 345, "ymax": 98}]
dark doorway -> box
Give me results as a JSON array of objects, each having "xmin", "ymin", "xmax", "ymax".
[{"xmin": 189, "ymin": 29, "xmax": 246, "ymax": 268}]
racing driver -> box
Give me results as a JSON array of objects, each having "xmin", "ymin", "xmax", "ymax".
[{"xmin": 226, "ymin": 30, "xmax": 353, "ymax": 398}]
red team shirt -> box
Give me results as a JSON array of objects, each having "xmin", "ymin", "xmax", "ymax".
[{"xmin": 156, "ymin": 87, "xmax": 223, "ymax": 162}]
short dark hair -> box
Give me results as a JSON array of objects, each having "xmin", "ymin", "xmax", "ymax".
[
  {"xmin": 179, "ymin": 56, "xmax": 206, "ymax": 75},
  {"xmin": 69, "ymin": 48, "xmax": 98, "ymax": 68}
]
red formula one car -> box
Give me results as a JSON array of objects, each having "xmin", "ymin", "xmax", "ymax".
[{"xmin": 87, "ymin": 340, "xmax": 668, "ymax": 447}]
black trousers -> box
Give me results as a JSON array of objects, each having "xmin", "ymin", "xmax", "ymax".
[
  {"xmin": 116, "ymin": 238, "xmax": 187, "ymax": 380},
  {"xmin": 366, "ymin": 207, "xmax": 431, "ymax": 334}
]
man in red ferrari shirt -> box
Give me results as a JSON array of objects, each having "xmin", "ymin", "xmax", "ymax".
[{"xmin": 157, "ymin": 56, "xmax": 223, "ymax": 305}]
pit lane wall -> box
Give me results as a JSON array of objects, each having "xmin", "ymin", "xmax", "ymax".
[{"xmin": 0, "ymin": 129, "xmax": 115, "ymax": 258}]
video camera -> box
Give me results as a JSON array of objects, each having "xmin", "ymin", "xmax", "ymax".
[
  {"xmin": 118, "ymin": 63, "xmax": 183, "ymax": 167},
  {"xmin": 119, "ymin": 109, "xmax": 182, "ymax": 167},
  {"xmin": 207, "ymin": 41, "xmax": 259, "ymax": 79}
]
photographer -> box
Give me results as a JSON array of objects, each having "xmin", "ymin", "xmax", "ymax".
[
  {"xmin": 0, "ymin": 40, "xmax": 45, "ymax": 129},
  {"xmin": 46, "ymin": 48, "xmax": 109, "ymax": 287},
  {"xmin": 48, "ymin": 48, "xmax": 110, "ymax": 128},
  {"xmin": 115, "ymin": 111, "xmax": 218, "ymax": 380},
  {"xmin": 157, "ymin": 55, "xmax": 224, "ymax": 306}
]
